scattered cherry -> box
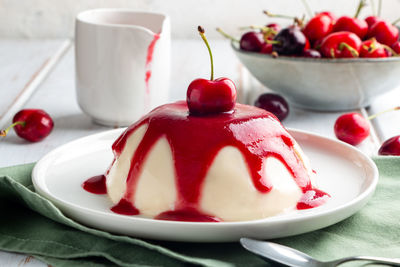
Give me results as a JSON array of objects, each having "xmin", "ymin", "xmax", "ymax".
[
  {"xmin": 254, "ymin": 93, "xmax": 289, "ymax": 121},
  {"xmin": 334, "ymin": 113, "xmax": 370, "ymax": 145},
  {"xmin": 240, "ymin": 31, "xmax": 265, "ymax": 52},
  {"xmin": 273, "ymin": 26, "xmax": 306, "ymax": 55},
  {"xmin": 301, "ymin": 49, "xmax": 321, "ymax": 58},
  {"xmin": 303, "ymin": 14, "xmax": 334, "ymax": 43},
  {"xmin": 320, "ymin": 32, "xmax": 362, "ymax": 58},
  {"xmin": 0, "ymin": 109, "xmax": 54, "ymax": 142},
  {"xmin": 379, "ymin": 136, "xmax": 400, "ymax": 156},
  {"xmin": 367, "ymin": 20, "xmax": 399, "ymax": 46},
  {"xmin": 187, "ymin": 26, "xmax": 237, "ymax": 115},
  {"xmin": 360, "ymin": 38, "xmax": 388, "ymax": 58}
]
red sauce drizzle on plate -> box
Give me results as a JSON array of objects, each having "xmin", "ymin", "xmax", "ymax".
[{"xmin": 82, "ymin": 175, "xmax": 107, "ymax": 195}]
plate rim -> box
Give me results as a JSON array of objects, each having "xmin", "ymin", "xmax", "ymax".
[{"xmin": 32, "ymin": 127, "xmax": 379, "ymax": 228}]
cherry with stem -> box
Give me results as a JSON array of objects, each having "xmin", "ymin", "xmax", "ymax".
[{"xmin": 186, "ymin": 26, "xmax": 237, "ymax": 115}]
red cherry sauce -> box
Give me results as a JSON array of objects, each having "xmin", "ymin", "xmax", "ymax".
[
  {"xmin": 82, "ymin": 175, "xmax": 107, "ymax": 194},
  {"xmin": 144, "ymin": 33, "xmax": 160, "ymax": 108},
  {"xmin": 101, "ymin": 101, "xmax": 329, "ymax": 221}
]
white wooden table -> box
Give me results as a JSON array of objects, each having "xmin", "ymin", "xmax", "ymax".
[{"xmin": 0, "ymin": 38, "xmax": 399, "ymax": 266}]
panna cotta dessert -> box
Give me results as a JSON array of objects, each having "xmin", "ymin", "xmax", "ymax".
[{"xmin": 82, "ymin": 26, "xmax": 329, "ymax": 222}]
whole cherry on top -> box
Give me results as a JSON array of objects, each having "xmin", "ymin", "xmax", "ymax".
[
  {"xmin": 187, "ymin": 26, "xmax": 237, "ymax": 115},
  {"xmin": 272, "ymin": 25, "xmax": 307, "ymax": 55},
  {"xmin": 320, "ymin": 31, "xmax": 362, "ymax": 58},
  {"xmin": 0, "ymin": 109, "xmax": 54, "ymax": 142}
]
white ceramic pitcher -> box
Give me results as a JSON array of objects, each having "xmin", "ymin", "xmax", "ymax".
[{"xmin": 75, "ymin": 9, "xmax": 170, "ymax": 126}]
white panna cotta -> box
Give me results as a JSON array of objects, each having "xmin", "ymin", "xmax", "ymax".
[{"xmin": 101, "ymin": 101, "xmax": 328, "ymax": 222}]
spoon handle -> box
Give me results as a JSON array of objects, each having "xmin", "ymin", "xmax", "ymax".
[{"xmin": 330, "ymin": 256, "xmax": 400, "ymax": 266}]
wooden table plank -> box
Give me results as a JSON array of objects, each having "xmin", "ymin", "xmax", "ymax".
[
  {"xmin": 0, "ymin": 39, "xmax": 71, "ymax": 129},
  {"xmin": 366, "ymin": 87, "xmax": 400, "ymax": 143}
]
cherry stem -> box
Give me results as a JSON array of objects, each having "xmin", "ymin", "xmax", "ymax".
[
  {"xmin": 354, "ymin": 0, "xmax": 367, "ymax": 18},
  {"xmin": 368, "ymin": 106, "xmax": 400, "ymax": 120},
  {"xmin": 198, "ymin": 26, "xmax": 214, "ymax": 81},
  {"xmin": 378, "ymin": 0, "xmax": 382, "ymax": 17},
  {"xmin": 266, "ymin": 40, "xmax": 281, "ymax": 45},
  {"xmin": 339, "ymin": 42, "xmax": 359, "ymax": 57},
  {"xmin": 239, "ymin": 25, "xmax": 278, "ymax": 35},
  {"xmin": 263, "ymin": 10, "xmax": 295, "ymax": 20},
  {"xmin": 381, "ymin": 44, "xmax": 399, "ymax": 56},
  {"xmin": 392, "ymin": 17, "xmax": 400, "ymax": 25},
  {"xmin": 216, "ymin": 27, "xmax": 239, "ymax": 43},
  {"xmin": 300, "ymin": 0, "xmax": 313, "ymax": 18},
  {"xmin": 369, "ymin": 0, "xmax": 376, "ymax": 16},
  {"xmin": 0, "ymin": 121, "xmax": 25, "ymax": 137}
]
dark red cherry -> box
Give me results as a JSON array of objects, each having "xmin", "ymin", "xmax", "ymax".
[
  {"xmin": 187, "ymin": 78, "xmax": 237, "ymax": 115},
  {"xmin": 333, "ymin": 16, "xmax": 368, "ymax": 39},
  {"xmin": 254, "ymin": 93, "xmax": 289, "ymax": 121},
  {"xmin": 379, "ymin": 136, "xmax": 400, "ymax": 156},
  {"xmin": 303, "ymin": 14, "xmax": 334, "ymax": 43},
  {"xmin": 240, "ymin": 31, "xmax": 265, "ymax": 52},
  {"xmin": 0, "ymin": 109, "xmax": 54, "ymax": 142},
  {"xmin": 301, "ymin": 49, "xmax": 321, "ymax": 58},
  {"xmin": 273, "ymin": 26, "xmax": 306, "ymax": 55},
  {"xmin": 367, "ymin": 20, "xmax": 399, "ymax": 46},
  {"xmin": 187, "ymin": 26, "xmax": 237, "ymax": 115},
  {"xmin": 334, "ymin": 113, "xmax": 370, "ymax": 145}
]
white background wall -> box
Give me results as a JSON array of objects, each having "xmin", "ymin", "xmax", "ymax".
[{"xmin": 1, "ymin": 0, "xmax": 400, "ymax": 39}]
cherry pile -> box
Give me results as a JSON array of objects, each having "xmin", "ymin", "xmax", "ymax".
[{"xmin": 222, "ymin": 1, "xmax": 400, "ymax": 59}]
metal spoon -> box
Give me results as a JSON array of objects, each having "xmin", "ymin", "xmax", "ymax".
[{"xmin": 240, "ymin": 238, "xmax": 400, "ymax": 267}]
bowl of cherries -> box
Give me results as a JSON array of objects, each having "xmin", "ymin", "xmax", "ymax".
[{"xmin": 220, "ymin": 1, "xmax": 400, "ymax": 111}]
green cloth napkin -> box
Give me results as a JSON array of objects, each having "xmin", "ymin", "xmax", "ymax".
[{"xmin": 0, "ymin": 157, "xmax": 399, "ymax": 267}]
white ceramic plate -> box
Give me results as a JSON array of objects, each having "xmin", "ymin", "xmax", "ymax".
[{"xmin": 32, "ymin": 128, "xmax": 378, "ymax": 242}]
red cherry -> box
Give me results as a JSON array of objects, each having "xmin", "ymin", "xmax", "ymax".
[
  {"xmin": 303, "ymin": 14, "xmax": 334, "ymax": 43},
  {"xmin": 392, "ymin": 41, "xmax": 400, "ymax": 54},
  {"xmin": 365, "ymin": 16, "xmax": 382, "ymax": 29},
  {"xmin": 254, "ymin": 93, "xmax": 289, "ymax": 121},
  {"xmin": 318, "ymin": 11, "xmax": 337, "ymax": 22},
  {"xmin": 0, "ymin": 109, "xmax": 54, "ymax": 142},
  {"xmin": 260, "ymin": 43, "xmax": 273, "ymax": 54},
  {"xmin": 379, "ymin": 136, "xmax": 400, "ymax": 156},
  {"xmin": 320, "ymin": 32, "xmax": 362, "ymax": 58},
  {"xmin": 367, "ymin": 20, "xmax": 399, "ymax": 46},
  {"xmin": 333, "ymin": 16, "xmax": 368, "ymax": 39},
  {"xmin": 187, "ymin": 26, "xmax": 237, "ymax": 115},
  {"xmin": 334, "ymin": 113, "xmax": 370, "ymax": 145},
  {"xmin": 187, "ymin": 78, "xmax": 237, "ymax": 115},
  {"xmin": 360, "ymin": 39, "xmax": 388, "ymax": 58},
  {"xmin": 240, "ymin": 31, "xmax": 265, "ymax": 52}
]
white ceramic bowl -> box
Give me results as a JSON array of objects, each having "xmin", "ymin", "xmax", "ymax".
[{"xmin": 232, "ymin": 42, "xmax": 400, "ymax": 111}]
